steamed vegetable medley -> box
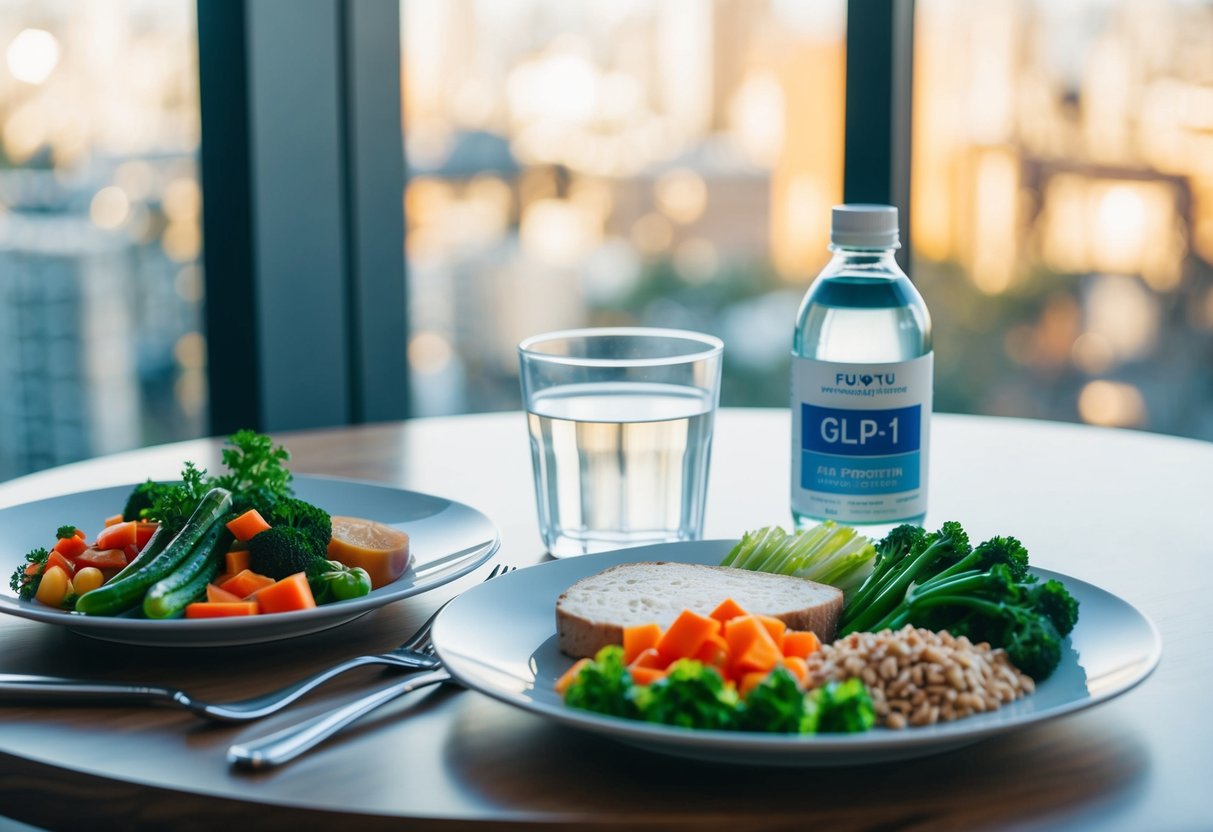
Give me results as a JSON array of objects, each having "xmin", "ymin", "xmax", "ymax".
[
  {"xmin": 7, "ymin": 431, "xmax": 393, "ymax": 619},
  {"xmin": 558, "ymin": 520, "xmax": 1079, "ymax": 735},
  {"xmin": 558, "ymin": 600, "xmax": 875, "ymax": 735}
]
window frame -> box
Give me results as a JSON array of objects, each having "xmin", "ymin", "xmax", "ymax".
[{"xmin": 197, "ymin": 0, "xmax": 408, "ymax": 435}]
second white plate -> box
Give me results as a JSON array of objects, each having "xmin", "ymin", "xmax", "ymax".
[
  {"xmin": 0, "ymin": 476, "xmax": 500, "ymax": 647},
  {"xmin": 432, "ymin": 540, "xmax": 1161, "ymax": 766}
]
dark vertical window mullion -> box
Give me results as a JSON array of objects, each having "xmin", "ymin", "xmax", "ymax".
[
  {"xmin": 844, "ymin": 0, "xmax": 915, "ymax": 269},
  {"xmin": 336, "ymin": 3, "xmax": 363, "ymax": 423},
  {"xmin": 196, "ymin": 0, "xmax": 408, "ymax": 434},
  {"xmin": 197, "ymin": 0, "xmax": 261, "ymax": 435},
  {"xmin": 342, "ymin": 0, "xmax": 410, "ymax": 423}
]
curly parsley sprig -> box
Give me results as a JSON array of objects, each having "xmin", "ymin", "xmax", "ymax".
[
  {"xmin": 122, "ymin": 431, "xmax": 294, "ymax": 535},
  {"xmin": 9, "ymin": 548, "xmax": 50, "ymax": 600}
]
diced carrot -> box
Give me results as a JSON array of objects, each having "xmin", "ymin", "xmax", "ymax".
[
  {"xmin": 622, "ymin": 622, "xmax": 663, "ymax": 665},
  {"xmin": 724, "ymin": 615, "xmax": 783, "ymax": 676},
  {"xmin": 709, "ymin": 597, "xmax": 749, "ymax": 625},
  {"xmin": 185, "ymin": 601, "xmax": 260, "ymax": 619},
  {"xmin": 219, "ymin": 569, "xmax": 276, "ymax": 599},
  {"xmin": 692, "ymin": 633, "xmax": 730, "ymax": 673},
  {"xmin": 629, "ymin": 666, "xmax": 667, "ymax": 686},
  {"xmin": 73, "ymin": 527, "xmax": 86, "ymax": 540},
  {"xmin": 755, "ymin": 614, "xmax": 787, "ymax": 643},
  {"xmin": 225, "ymin": 509, "xmax": 272, "ymax": 543},
  {"xmin": 656, "ymin": 608, "xmax": 719, "ymax": 662},
  {"xmin": 95, "ymin": 521, "xmax": 138, "ymax": 551},
  {"xmin": 254, "ymin": 572, "xmax": 317, "ymax": 614},
  {"xmin": 780, "ymin": 657, "xmax": 809, "ymax": 687},
  {"xmin": 781, "ymin": 630, "xmax": 822, "ymax": 659},
  {"xmin": 628, "ymin": 647, "xmax": 669, "ymax": 671},
  {"xmin": 225, "ymin": 548, "xmax": 251, "ymax": 576},
  {"xmin": 738, "ymin": 671, "xmax": 769, "ymax": 699},
  {"xmin": 723, "ymin": 615, "xmax": 772, "ymax": 655},
  {"xmin": 733, "ymin": 638, "xmax": 784, "ymax": 676},
  {"xmin": 135, "ymin": 522, "xmax": 158, "ymax": 550},
  {"xmin": 555, "ymin": 659, "xmax": 591, "ymax": 695},
  {"xmin": 45, "ymin": 551, "xmax": 74, "ymax": 576},
  {"xmin": 103, "ymin": 514, "xmax": 124, "ymax": 527},
  {"xmin": 206, "ymin": 583, "xmax": 243, "ymax": 603},
  {"xmin": 53, "ymin": 535, "xmax": 88, "ymax": 560}
]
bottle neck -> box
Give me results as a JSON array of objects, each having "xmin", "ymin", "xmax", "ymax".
[{"xmin": 824, "ymin": 246, "xmax": 905, "ymax": 277}]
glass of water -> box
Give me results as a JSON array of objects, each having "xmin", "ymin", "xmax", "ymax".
[{"xmin": 518, "ymin": 327, "xmax": 724, "ymax": 558}]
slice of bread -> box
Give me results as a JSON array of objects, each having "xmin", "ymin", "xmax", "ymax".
[{"xmin": 556, "ymin": 562, "xmax": 843, "ymax": 659}]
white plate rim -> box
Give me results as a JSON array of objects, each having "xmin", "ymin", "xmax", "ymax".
[
  {"xmin": 433, "ymin": 539, "xmax": 1162, "ymax": 765},
  {"xmin": 0, "ymin": 475, "xmax": 500, "ymax": 646}
]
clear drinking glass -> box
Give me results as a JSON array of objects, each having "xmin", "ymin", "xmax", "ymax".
[{"xmin": 518, "ymin": 328, "xmax": 724, "ymax": 558}]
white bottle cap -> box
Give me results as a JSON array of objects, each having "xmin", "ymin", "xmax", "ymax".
[{"xmin": 831, "ymin": 204, "xmax": 900, "ymax": 249}]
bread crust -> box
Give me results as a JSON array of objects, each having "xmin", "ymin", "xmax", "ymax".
[{"xmin": 556, "ymin": 562, "xmax": 843, "ymax": 658}]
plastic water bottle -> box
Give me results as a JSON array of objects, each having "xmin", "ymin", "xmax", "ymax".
[{"xmin": 790, "ymin": 204, "xmax": 933, "ymax": 533}]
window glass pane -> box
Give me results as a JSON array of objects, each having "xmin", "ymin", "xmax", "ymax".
[
  {"xmin": 0, "ymin": 1, "xmax": 205, "ymax": 479},
  {"xmin": 912, "ymin": 0, "xmax": 1213, "ymax": 439},
  {"xmin": 402, "ymin": 0, "xmax": 846, "ymax": 415}
]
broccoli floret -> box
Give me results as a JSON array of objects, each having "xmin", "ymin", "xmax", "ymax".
[
  {"xmin": 875, "ymin": 524, "xmax": 929, "ymax": 570},
  {"xmin": 562, "ymin": 645, "xmax": 638, "ymax": 720},
  {"xmin": 248, "ymin": 526, "xmax": 327, "ymax": 580},
  {"xmin": 1025, "ymin": 578, "xmax": 1080, "ymax": 637},
  {"xmin": 736, "ymin": 666, "xmax": 811, "ymax": 733},
  {"xmin": 997, "ymin": 609, "xmax": 1063, "ymax": 680},
  {"xmin": 266, "ymin": 497, "xmax": 331, "ymax": 552},
  {"xmin": 633, "ymin": 659, "xmax": 737, "ymax": 730},
  {"xmin": 809, "ymin": 678, "xmax": 877, "ymax": 733},
  {"xmin": 929, "ymin": 535, "xmax": 1031, "ymax": 585}
]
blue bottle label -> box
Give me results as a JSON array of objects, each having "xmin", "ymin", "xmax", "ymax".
[{"xmin": 791, "ymin": 353, "xmax": 932, "ymax": 523}]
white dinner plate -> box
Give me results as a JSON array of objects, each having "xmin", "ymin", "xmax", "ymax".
[
  {"xmin": 432, "ymin": 540, "xmax": 1161, "ymax": 766},
  {"xmin": 0, "ymin": 476, "xmax": 499, "ymax": 647}
]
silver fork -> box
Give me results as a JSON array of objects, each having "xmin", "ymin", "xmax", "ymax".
[
  {"xmin": 228, "ymin": 564, "xmax": 516, "ymax": 770},
  {"xmin": 0, "ymin": 564, "xmax": 510, "ymax": 723}
]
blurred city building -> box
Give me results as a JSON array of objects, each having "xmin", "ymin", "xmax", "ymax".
[
  {"xmin": 404, "ymin": 0, "xmax": 1213, "ymax": 442},
  {"xmin": 1, "ymin": 0, "xmax": 1211, "ymax": 482},
  {"xmin": 0, "ymin": 1, "xmax": 203, "ymax": 480},
  {"xmin": 912, "ymin": 0, "xmax": 1213, "ymax": 437}
]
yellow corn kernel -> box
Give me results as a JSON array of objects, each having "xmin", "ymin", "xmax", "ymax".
[
  {"xmin": 73, "ymin": 566, "xmax": 104, "ymax": 595},
  {"xmin": 35, "ymin": 565, "xmax": 70, "ymax": 608}
]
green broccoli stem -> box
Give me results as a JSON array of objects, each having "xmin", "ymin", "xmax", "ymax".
[
  {"xmin": 839, "ymin": 537, "xmax": 958, "ymax": 634},
  {"xmin": 920, "ymin": 550, "xmax": 990, "ymax": 587},
  {"xmin": 907, "ymin": 569, "xmax": 990, "ymax": 600},
  {"xmin": 841, "ymin": 543, "xmax": 917, "ymax": 621},
  {"xmin": 869, "ymin": 571, "xmax": 1012, "ymax": 632},
  {"xmin": 880, "ymin": 592, "xmax": 1012, "ymax": 634}
]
